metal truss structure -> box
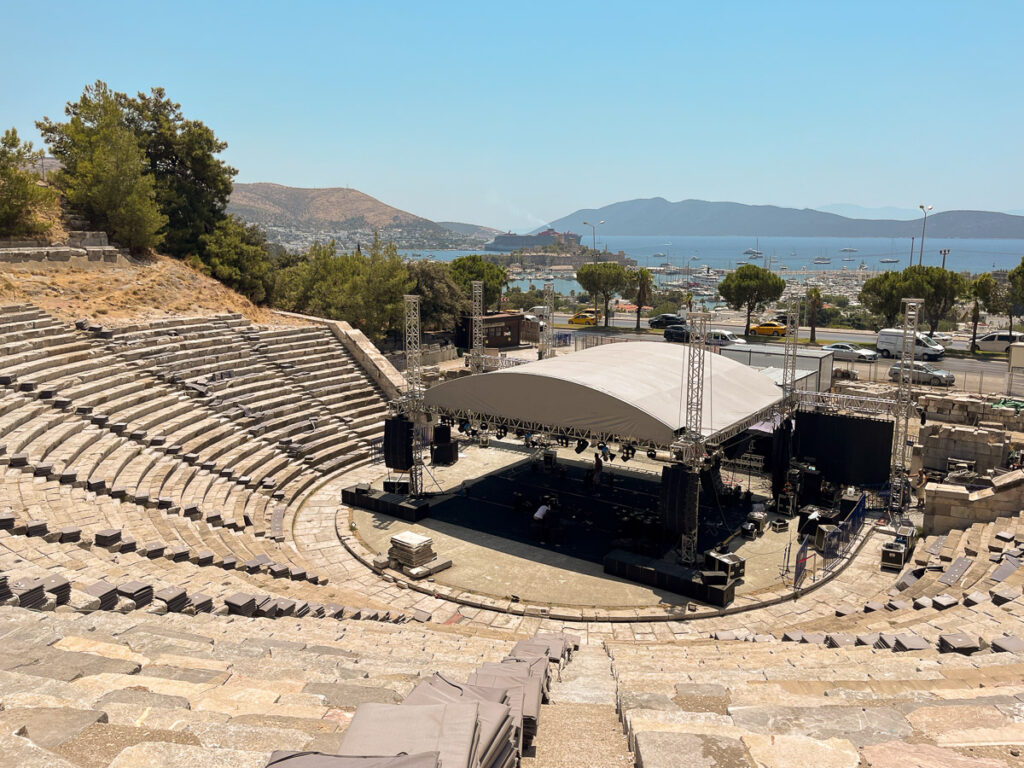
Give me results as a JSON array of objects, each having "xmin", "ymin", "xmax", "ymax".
[
  {"xmin": 539, "ymin": 282, "xmax": 555, "ymax": 360},
  {"xmin": 470, "ymin": 280, "xmax": 485, "ymax": 373},
  {"xmin": 393, "ymin": 295, "xmax": 425, "ymax": 495},
  {"xmin": 671, "ymin": 312, "xmax": 709, "ymax": 565},
  {"xmin": 888, "ymin": 298, "xmax": 922, "ymax": 515},
  {"xmin": 781, "ymin": 299, "xmax": 799, "ymax": 405}
]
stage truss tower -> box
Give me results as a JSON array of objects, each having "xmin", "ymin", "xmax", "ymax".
[
  {"xmin": 539, "ymin": 281, "xmax": 555, "ymax": 360},
  {"xmin": 398, "ymin": 294, "xmax": 425, "ymax": 495},
  {"xmin": 673, "ymin": 311, "xmax": 709, "ymax": 565},
  {"xmin": 470, "ymin": 280, "xmax": 485, "ymax": 373},
  {"xmin": 781, "ymin": 298, "xmax": 799, "ymax": 407},
  {"xmin": 888, "ymin": 297, "xmax": 922, "ymax": 516}
]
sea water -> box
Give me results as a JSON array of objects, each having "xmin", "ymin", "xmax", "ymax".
[{"xmin": 400, "ymin": 235, "xmax": 1024, "ymax": 294}]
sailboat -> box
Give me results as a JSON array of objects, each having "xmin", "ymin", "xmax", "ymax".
[{"xmin": 743, "ymin": 238, "xmax": 763, "ymax": 257}]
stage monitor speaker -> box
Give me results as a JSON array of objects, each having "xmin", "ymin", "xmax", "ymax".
[
  {"xmin": 432, "ymin": 424, "xmax": 451, "ymax": 445},
  {"xmin": 430, "ymin": 441, "xmax": 459, "ymax": 467},
  {"xmin": 383, "ymin": 480, "xmax": 410, "ymax": 494},
  {"xmin": 799, "ymin": 468, "xmax": 822, "ymax": 507},
  {"xmin": 660, "ymin": 465, "xmax": 699, "ymax": 536},
  {"xmin": 384, "ymin": 417, "xmax": 414, "ymax": 471}
]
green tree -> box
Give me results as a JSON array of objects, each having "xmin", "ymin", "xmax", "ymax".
[
  {"xmin": 0, "ymin": 128, "xmax": 57, "ymax": 236},
  {"xmin": 902, "ymin": 265, "xmax": 968, "ymax": 335},
  {"xmin": 53, "ymin": 90, "xmax": 165, "ymax": 252},
  {"xmin": 717, "ymin": 264, "xmax": 785, "ymax": 335},
  {"xmin": 967, "ymin": 273, "xmax": 999, "ymax": 352},
  {"xmin": 448, "ymin": 254, "xmax": 507, "ymax": 308},
  {"xmin": 858, "ymin": 271, "xmax": 905, "ymax": 327},
  {"xmin": 628, "ymin": 268, "xmax": 654, "ymax": 331},
  {"xmin": 576, "ymin": 262, "xmax": 629, "ymax": 328},
  {"xmin": 1008, "ymin": 258, "xmax": 1024, "ymax": 336},
  {"xmin": 407, "ymin": 259, "xmax": 468, "ymax": 331},
  {"xmin": 805, "ymin": 287, "xmax": 823, "ymax": 344},
  {"xmin": 38, "ymin": 81, "xmax": 236, "ymax": 260},
  {"xmin": 200, "ymin": 215, "xmax": 273, "ymax": 303}
]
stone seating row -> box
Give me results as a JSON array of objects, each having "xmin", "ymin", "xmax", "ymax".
[
  {"xmin": 0, "ymin": 391, "xmax": 311, "ymax": 538},
  {"xmin": 0, "ymin": 596, "xmax": 517, "ymax": 766},
  {"xmin": 0, "ymin": 465, "xmax": 325, "ymax": 591},
  {"xmin": 607, "ymin": 638, "xmax": 1024, "ymax": 768}
]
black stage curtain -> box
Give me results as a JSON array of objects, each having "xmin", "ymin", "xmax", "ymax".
[{"xmin": 794, "ymin": 411, "xmax": 892, "ymax": 486}]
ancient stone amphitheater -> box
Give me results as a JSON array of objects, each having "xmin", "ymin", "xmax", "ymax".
[{"xmin": 0, "ymin": 301, "xmax": 1023, "ymax": 767}]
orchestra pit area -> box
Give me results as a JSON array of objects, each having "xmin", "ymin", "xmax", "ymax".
[{"xmin": 0, "ymin": 302, "xmax": 1023, "ymax": 767}]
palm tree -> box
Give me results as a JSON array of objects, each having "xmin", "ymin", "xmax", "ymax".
[
  {"xmin": 632, "ymin": 269, "xmax": 654, "ymax": 331},
  {"xmin": 806, "ymin": 287, "xmax": 823, "ymax": 344}
]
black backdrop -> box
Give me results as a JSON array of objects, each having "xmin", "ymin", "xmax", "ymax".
[{"xmin": 794, "ymin": 411, "xmax": 893, "ymax": 486}]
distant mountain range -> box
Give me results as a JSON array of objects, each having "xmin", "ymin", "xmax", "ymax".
[
  {"xmin": 540, "ymin": 198, "xmax": 1024, "ymax": 239},
  {"xmin": 228, "ymin": 183, "xmax": 495, "ymax": 250},
  {"xmin": 814, "ymin": 203, "xmax": 920, "ymax": 220}
]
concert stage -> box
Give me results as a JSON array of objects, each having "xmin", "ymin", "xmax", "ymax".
[{"xmin": 349, "ymin": 443, "xmax": 800, "ymax": 609}]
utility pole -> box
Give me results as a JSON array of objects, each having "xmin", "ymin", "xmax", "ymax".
[
  {"xmin": 939, "ymin": 249, "xmax": 950, "ymax": 269},
  {"xmin": 908, "ymin": 237, "xmax": 914, "ymax": 269},
  {"xmin": 918, "ymin": 205, "xmax": 932, "ymax": 265}
]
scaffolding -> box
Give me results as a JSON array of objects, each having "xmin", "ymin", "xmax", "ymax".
[
  {"xmin": 888, "ymin": 298, "xmax": 922, "ymax": 516},
  {"xmin": 781, "ymin": 298, "xmax": 799, "ymax": 406},
  {"xmin": 400, "ymin": 295, "xmax": 425, "ymax": 495},
  {"xmin": 539, "ymin": 281, "xmax": 555, "ymax": 360},
  {"xmin": 470, "ymin": 280, "xmax": 485, "ymax": 373},
  {"xmin": 673, "ymin": 311, "xmax": 709, "ymax": 565}
]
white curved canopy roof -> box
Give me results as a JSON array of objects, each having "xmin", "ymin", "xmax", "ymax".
[{"xmin": 423, "ymin": 342, "xmax": 782, "ymax": 446}]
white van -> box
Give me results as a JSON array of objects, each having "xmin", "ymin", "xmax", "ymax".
[
  {"xmin": 875, "ymin": 328, "xmax": 944, "ymax": 360},
  {"xmin": 972, "ymin": 330, "xmax": 1024, "ymax": 353},
  {"xmin": 528, "ymin": 306, "xmax": 550, "ymax": 318},
  {"xmin": 706, "ymin": 329, "xmax": 745, "ymax": 347}
]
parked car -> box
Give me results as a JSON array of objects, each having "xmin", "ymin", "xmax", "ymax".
[
  {"xmin": 972, "ymin": 330, "xmax": 1024, "ymax": 353},
  {"xmin": 749, "ymin": 321, "xmax": 787, "ymax": 337},
  {"xmin": 663, "ymin": 324, "xmax": 692, "ymax": 343},
  {"xmin": 568, "ymin": 310, "xmax": 598, "ymax": 326},
  {"xmin": 528, "ymin": 305, "xmax": 550, "ymax": 318},
  {"xmin": 524, "ymin": 314, "xmax": 546, "ymax": 330},
  {"xmin": 706, "ymin": 329, "xmax": 745, "ymax": 347},
  {"xmin": 822, "ymin": 343, "xmax": 879, "ymax": 362},
  {"xmin": 926, "ymin": 331, "xmax": 954, "ymax": 344},
  {"xmin": 888, "ymin": 361, "xmax": 955, "ymax": 386},
  {"xmin": 649, "ymin": 313, "xmax": 686, "ymax": 329},
  {"xmin": 875, "ymin": 328, "xmax": 945, "ymax": 360}
]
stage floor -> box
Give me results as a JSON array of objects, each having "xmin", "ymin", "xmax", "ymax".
[{"xmin": 353, "ymin": 442, "xmax": 798, "ymax": 608}]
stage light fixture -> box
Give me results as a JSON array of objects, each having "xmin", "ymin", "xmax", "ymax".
[
  {"xmin": 496, "ymin": 425, "xmax": 508, "ymax": 439},
  {"xmin": 458, "ymin": 421, "xmax": 469, "ymax": 434},
  {"xmin": 574, "ymin": 439, "xmax": 589, "ymax": 454},
  {"xmin": 647, "ymin": 449, "xmax": 658, "ymax": 460},
  {"xmin": 481, "ymin": 423, "xmax": 490, "ymax": 432}
]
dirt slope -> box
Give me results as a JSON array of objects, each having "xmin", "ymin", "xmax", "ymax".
[{"xmin": 0, "ymin": 252, "xmax": 298, "ymax": 326}]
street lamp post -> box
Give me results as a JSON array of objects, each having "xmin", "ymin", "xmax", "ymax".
[
  {"xmin": 918, "ymin": 205, "xmax": 933, "ymax": 265},
  {"xmin": 582, "ymin": 219, "xmax": 604, "ymax": 251},
  {"xmin": 939, "ymin": 248, "xmax": 950, "ymax": 269}
]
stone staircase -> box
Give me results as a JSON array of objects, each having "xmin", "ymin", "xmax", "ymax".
[{"xmin": 524, "ymin": 644, "xmax": 632, "ymax": 768}]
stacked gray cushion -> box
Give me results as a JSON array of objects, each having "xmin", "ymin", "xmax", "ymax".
[
  {"xmin": 117, "ymin": 580, "xmax": 153, "ymax": 607},
  {"xmin": 84, "ymin": 580, "xmax": 118, "ymax": 610},
  {"xmin": 155, "ymin": 586, "xmax": 188, "ymax": 612},
  {"xmin": 404, "ymin": 675, "xmax": 516, "ymax": 768},
  {"xmin": 42, "ymin": 575, "xmax": 71, "ymax": 605},
  {"xmin": 188, "ymin": 592, "xmax": 213, "ymax": 613},
  {"xmin": 225, "ymin": 592, "xmax": 256, "ymax": 616},
  {"xmin": 0, "ymin": 573, "xmax": 10, "ymax": 601},
  {"xmin": 337, "ymin": 702, "xmax": 480, "ymax": 768},
  {"xmin": 11, "ymin": 577, "xmax": 45, "ymax": 608}
]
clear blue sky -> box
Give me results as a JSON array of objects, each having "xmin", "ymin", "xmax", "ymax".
[{"xmin": 2, "ymin": 1, "xmax": 1021, "ymax": 231}]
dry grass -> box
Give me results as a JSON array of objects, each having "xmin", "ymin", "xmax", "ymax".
[{"xmin": 0, "ymin": 252, "xmax": 305, "ymax": 326}]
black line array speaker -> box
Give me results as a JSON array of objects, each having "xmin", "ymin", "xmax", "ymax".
[
  {"xmin": 430, "ymin": 442, "xmax": 459, "ymax": 467},
  {"xmin": 432, "ymin": 424, "xmax": 451, "ymax": 444},
  {"xmin": 660, "ymin": 465, "xmax": 699, "ymax": 536},
  {"xmin": 384, "ymin": 417, "xmax": 414, "ymax": 471}
]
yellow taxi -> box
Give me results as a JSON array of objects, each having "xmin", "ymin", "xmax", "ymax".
[
  {"xmin": 749, "ymin": 320, "xmax": 787, "ymax": 337},
  {"xmin": 568, "ymin": 310, "xmax": 598, "ymax": 326}
]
